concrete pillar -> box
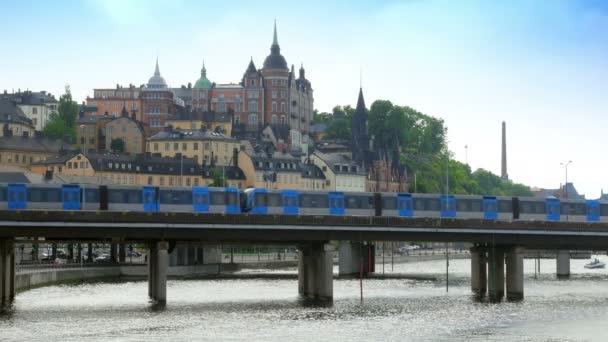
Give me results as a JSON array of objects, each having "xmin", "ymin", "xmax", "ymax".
[
  {"xmin": 298, "ymin": 242, "xmax": 334, "ymax": 299},
  {"xmin": 470, "ymin": 246, "xmax": 487, "ymax": 295},
  {"xmin": 119, "ymin": 244, "xmax": 126, "ymax": 263},
  {"xmin": 338, "ymin": 241, "xmax": 360, "ymax": 275},
  {"xmin": 556, "ymin": 250, "xmax": 570, "ymax": 278},
  {"xmin": 0, "ymin": 239, "xmax": 16, "ymax": 304},
  {"xmin": 148, "ymin": 241, "xmax": 169, "ymax": 302},
  {"xmin": 506, "ymin": 246, "xmax": 524, "ymax": 301},
  {"xmin": 487, "ymin": 247, "xmax": 505, "ymax": 301},
  {"xmin": 110, "ymin": 244, "xmax": 117, "ymax": 263}
]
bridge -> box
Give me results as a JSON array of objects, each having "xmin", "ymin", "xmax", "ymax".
[{"xmin": 1, "ymin": 210, "xmax": 607, "ymax": 304}]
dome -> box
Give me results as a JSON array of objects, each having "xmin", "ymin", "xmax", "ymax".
[
  {"xmin": 147, "ymin": 58, "xmax": 168, "ymax": 90},
  {"xmin": 194, "ymin": 63, "xmax": 212, "ymax": 89}
]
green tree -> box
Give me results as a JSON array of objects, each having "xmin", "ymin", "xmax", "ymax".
[
  {"xmin": 110, "ymin": 138, "xmax": 125, "ymax": 153},
  {"xmin": 57, "ymin": 85, "xmax": 79, "ymax": 128},
  {"xmin": 210, "ymin": 170, "xmax": 227, "ymax": 187},
  {"xmin": 42, "ymin": 112, "xmax": 75, "ymax": 140},
  {"xmin": 325, "ymin": 118, "xmax": 350, "ymax": 140}
]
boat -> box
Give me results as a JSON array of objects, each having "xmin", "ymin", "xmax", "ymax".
[{"xmin": 584, "ymin": 258, "xmax": 605, "ymax": 269}]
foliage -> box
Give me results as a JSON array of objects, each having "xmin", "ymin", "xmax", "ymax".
[
  {"xmin": 210, "ymin": 170, "xmax": 227, "ymax": 187},
  {"xmin": 110, "ymin": 138, "xmax": 125, "ymax": 153},
  {"xmin": 43, "ymin": 85, "xmax": 79, "ymax": 140}
]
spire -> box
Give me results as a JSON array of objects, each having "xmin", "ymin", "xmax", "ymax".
[
  {"xmin": 201, "ymin": 60, "xmax": 207, "ymax": 77},
  {"xmin": 154, "ymin": 57, "xmax": 160, "ymax": 76},
  {"xmin": 501, "ymin": 121, "xmax": 508, "ymax": 180},
  {"xmin": 246, "ymin": 57, "xmax": 257, "ymax": 74},
  {"xmin": 273, "ymin": 18, "xmax": 278, "ymax": 46},
  {"xmin": 356, "ymin": 87, "xmax": 366, "ymax": 113}
]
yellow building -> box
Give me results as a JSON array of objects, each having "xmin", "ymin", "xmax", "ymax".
[
  {"xmin": 147, "ymin": 128, "xmax": 239, "ymax": 166},
  {"xmin": 105, "ymin": 114, "xmax": 148, "ymax": 154},
  {"xmin": 166, "ymin": 111, "xmax": 233, "ymax": 137},
  {"xmin": 0, "ymin": 136, "xmax": 70, "ymax": 168},
  {"xmin": 237, "ymin": 148, "xmax": 302, "ymax": 190},
  {"xmin": 76, "ymin": 115, "xmax": 113, "ymax": 152},
  {"xmin": 0, "ymin": 98, "xmax": 36, "ymax": 138},
  {"xmin": 31, "ymin": 152, "xmax": 247, "ymax": 189}
]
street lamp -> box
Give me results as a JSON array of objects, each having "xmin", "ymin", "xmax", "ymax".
[
  {"xmin": 560, "ymin": 160, "xmax": 572, "ymax": 199},
  {"xmin": 80, "ymin": 125, "xmax": 87, "ymax": 209}
]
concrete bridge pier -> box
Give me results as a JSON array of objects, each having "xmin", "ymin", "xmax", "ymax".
[
  {"xmin": 338, "ymin": 241, "xmax": 375, "ymax": 276},
  {"xmin": 487, "ymin": 247, "xmax": 505, "ymax": 301},
  {"xmin": 506, "ymin": 246, "xmax": 524, "ymax": 300},
  {"xmin": 0, "ymin": 239, "xmax": 15, "ymax": 304},
  {"xmin": 556, "ymin": 250, "xmax": 570, "ymax": 278},
  {"xmin": 470, "ymin": 246, "xmax": 487, "ymax": 295},
  {"xmin": 148, "ymin": 241, "xmax": 169, "ymax": 302},
  {"xmin": 298, "ymin": 242, "xmax": 334, "ymax": 300}
]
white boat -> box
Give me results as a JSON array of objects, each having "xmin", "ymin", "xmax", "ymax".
[{"xmin": 584, "ymin": 258, "xmax": 605, "ymax": 269}]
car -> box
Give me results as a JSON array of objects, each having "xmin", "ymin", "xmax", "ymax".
[
  {"xmin": 94, "ymin": 254, "xmax": 111, "ymax": 262},
  {"xmin": 127, "ymin": 250, "xmax": 142, "ymax": 257}
]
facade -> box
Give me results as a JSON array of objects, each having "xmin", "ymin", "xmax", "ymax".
[
  {"xmin": 0, "ymin": 136, "xmax": 71, "ymax": 167},
  {"xmin": 147, "ymin": 127, "xmax": 239, "ymax": 166},
  {"xmin": 86, "ymin": 85, "xmax": 142, "ymax": 119},
  {"xmin": 365, "ymin": 159, "xmax": 408, "ymax": 193},
  {"xmin": 238, "ymin": 148, "xmax": 303, "ymax": 190},
  {"xmin": 141, "ymin": 59, "xmax": 183, "ymax": 131},
  {"xmin": 32, "ymin": 152, "xmax": 247, "ymax": 188},
  {"xmin": 0, "ymin": 99, "xmax": 36, "ymax": 137},
  {"xmin": 309, "ymin": 151, "xmax": 366, "ymax": 192},
  {"xmin": 105, "ymin": 109, "xmax": 148, "ymax": 154},
  {"xmin": 76, "ymin": 115, "xmax": 113, "ymax": 152},
  {"xmin": 1, "ymin": 91, "xmax": 58, "ymax": 131}
]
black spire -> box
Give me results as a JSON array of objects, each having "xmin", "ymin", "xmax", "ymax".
[
  {"xmin": 356, "ymin": 87, "xmax": 366, "ymax": 113},
  {"xmin": 263, "ymin": 20, "xmax": 288, "ymax": 70},
  {"xmin": 246, "ymin": 57, "xmax": 257, "ymax": 74}
]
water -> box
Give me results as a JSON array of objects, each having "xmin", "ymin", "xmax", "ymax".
[{"xmin": 2, "ymin": 258, "xmax": 608, "ymax": 341}]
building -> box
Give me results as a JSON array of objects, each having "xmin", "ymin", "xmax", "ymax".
[
  {"xmin": 0, "ymin": 98, "xmax": 36, "ymax": 137},
  {"xmin": 141, "ymin": 59, "xmax": 184, "ymax": 131},
  {"xmin": 1, "ymin": 90, "xmax": 58, "ymax": 131},
  {"xmin": 147, "ymin": 127, "xmax": 239, "ymax": 166},
  {"xmin": 32, "ymin": 152, "xmax": 247, "ymax": 189},
  {"xmin": 86, "ymin": 85, "xmax": 142, "ymax": 119},
  {"xmin": 76, "ymin": 114, "xmax": 113, "ymax": 152},
  {"xmin": 0, "ymin": 136, "xmax": 71, "ymax": 167},
  {"xmin": 531, "ymin": 183, "xmax": 584, "ymax": 200},
  {"xmin": 105, "ymin": 108, "xmax": 148, "ymax": 154},
  {"xmin": 309, "ymin": 151, "xmax": 366, "ymax": 192},
  {"xmin": 168, "ymin": 111, "xmax": 233, "ymax": 137},
  {"xmin": 300, "ymin": 162, "xmax": 327, "ymax": 191},
  {"xmin": 238, "ymin": 145, "xmax": 303, "ymax": 189},
  {"xmin": 365, "ymin": 159, "xmax": 408, "ymax": 193}
]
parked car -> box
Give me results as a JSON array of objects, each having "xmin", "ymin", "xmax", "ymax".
[
  {"xmin": 127, "ymin": 250, "xmax": 142, "ymax": 257},
  {"xmin": 94, "ymin": 254, "xmax": 111, "ymax": 262}
]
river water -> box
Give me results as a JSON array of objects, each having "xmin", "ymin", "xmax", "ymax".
[{"xmin": 2, "ymin": 258, "xmax": 608, "ymax": 341}]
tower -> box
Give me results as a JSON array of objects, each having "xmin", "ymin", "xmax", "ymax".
[
  {"xmin": 501, "ymin": 121, "xmax": 508, "ymax": 180},
  {"xmin": 351, "ymin": 87, "xmax": 370, "ymax": 168}
]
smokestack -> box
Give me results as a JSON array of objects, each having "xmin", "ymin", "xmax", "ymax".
[{"xmin": 501, "ymin": 121, "xmax": 508, "ymax": 180}]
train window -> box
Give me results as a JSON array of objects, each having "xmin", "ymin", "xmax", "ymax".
[
  {"xmin": 267, "ymin": 193, "xmax": 281, "ymax": 207},
  {"xmin": 109, "ymin": 190, "xmax": 126, "ymax": 203},
  {"xmin": 382, "ymin": 197, "xmax": 397, "ymax": 210},
  {"xmin": 255, "ymin": 192, "xmax": 268, "ymax": 206},
  {"xmin": 28, "ymin": 188, "xmax": 42, "ymax": 202},
  {"xmin": 0, "ymin": 187, "xmax": 5, "ymax": 201},
  {"xmin": 210, "ymin": 192, "xmax": 225, "ymax": 205},
  {"xmin": 127, "ymin": 190, "xmax": 142, "ymax": 204},
  {"xmin": 160, "ymin": 191, "xmax": 189, "ymax": 204},
  {"xmin": 427, "ymin": 198, "xmax": 440, "ymax": 211},
  {"xmin": 226, "ymin": 192, "xmax": 238, "ymax": 205},
  {"xmin": 346, "ymin": 196, "xmax": 361, "ymax": 209},
  {"xmin": 193, "ymin": 193, "xmax": 209, "ymax": 205},
  {"xmin": 601, "ymin": 204, "xmax": 608, "ymax": 216},
  {"xmin": 414, "ymin": 198, "xmax": 427, "ymax": 211},
  {"xmin": 498, "ymin": 200, "xmax": 512, "ymax": 213},
  {"xmin": 470, "ymin": 199, "xmax": 482, "ymax": 212},
  {"xmin": 457, "ymin": 199, "xmax": 471, "ymax": 212},
  {"xmin": 85, "ymin": 189, "xmax": 98, "ymax": 203},
  {"xmin": 300, "ymin": 194, "xmax": 328, "ymax": 208}
]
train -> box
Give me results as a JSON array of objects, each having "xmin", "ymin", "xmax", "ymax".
[{"xmin": 0, "ymin": 183, "xmax": 605, "ymax": 222}]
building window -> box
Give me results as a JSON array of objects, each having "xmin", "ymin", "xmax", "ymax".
[
  {"xmin": 160, "ymin": 177, "xmax": 165, "ymax": 186},
  {"xmin": 271, "ymin": 115, "xmax": 278, "ymax": 125},
  {"xmin": 218, "ymin": 102, "xmax": 226, "ymax": 112},
  {"xmin": 193, "ymin": 143, "xmax": 198, "ymax": 150},
  {"xmin": 235, "ymin": 103, "xmax": 241, "ymax": 112},
  {"xmin": 182, "ymin": 142, "xmax": 187, "ymax": 150},
  {"xmin": 186, "ymin": 178, "xmax": 191, "ymax": 187},
  {"xmin": 174, "ymin": 143, "xmax": 179, "ymax": 151},
  {"xmin": 280, "ymin": 115, "xmax": 286, "ymax": 125},
  {"xmin": 194, "ymin": 178, "xmax": 199, "ymax": 186},
  {"xmin": 234, "ymin": 115, "xmax": 240, "ymax": 125},
  {"xmin": 272, "ymin": 79, "xmax": 277, "ymax": 86},
  {"xmin": 281, "ymin": 91, "xmax": 286, "ymax": 99},
  {"xmin": 248, "ymin": 113, "xmax": 258, "ymax": 124},
  {"xmin": 169, "ymin": 177, "xmax": 174, "ymax": 186},
  {"xmin": 147, "ymin": 176, "xmax": 153, "ymax": 185},
  {"xmin": 272, "ymin": 91, "xmax": 277, "ymax": 99},
  {"xmin": 154, "ymin": 143, "xmax": 159, "ymax": 151},
  {"xmin": 272, "ymin": 102, "xmax": 277, "ymax": 112},
  {"xmin": 281, "ymin": 102, "xmax": 286, "ymax": 112},
  {"xmin": 248, "ymin": 101, "xmax": 257, "ymax": 112}
]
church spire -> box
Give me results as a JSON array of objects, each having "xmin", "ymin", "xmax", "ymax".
[
  {"xmin": 154, "ymin": 57, "xmax": 160, "ymax": 76},
  {"xmin": 201, "ymin": 60, "xmax": 207, "ymax": 77},
  {"xmin": 356, "ymin": 87, "xmax": 366, "ymax": 113}
]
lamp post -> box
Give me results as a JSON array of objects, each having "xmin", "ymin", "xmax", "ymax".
[
  {"xmin": 80, "ymin": 125, "xmax": 86, "ymax": 209},
  {"xmin": 560, "ymin": 160, "xmax": 572, "ymax": 199}
]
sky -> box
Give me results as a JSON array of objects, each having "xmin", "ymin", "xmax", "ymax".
[{"xmin": 1, "ymin": 0, "xmax": 607, "ymax": 198}]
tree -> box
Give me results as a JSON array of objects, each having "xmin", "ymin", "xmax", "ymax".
[
  {"xmin": 210, "ymin": 170, "xmax": 227, "ymax": 187},
  {"xmin": 325, "ymin": 118, "xmax": 350, "ymax": 140},
  {"xmin": 43, "ymin": 85, "xmax": 79, "ymax": 140},
  {"xmin": 110, "ymin": 138, "xmax": 125, "ymax": 153}
]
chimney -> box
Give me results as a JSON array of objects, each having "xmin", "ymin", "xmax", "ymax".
[{"xmin": 501, "ymin": 121, "xmax": 508, "ymax": 180}]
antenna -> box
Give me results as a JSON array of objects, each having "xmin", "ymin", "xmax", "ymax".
[{"xmin": 359, "ymin": 66, "xmax": 362, "ymax": 88}]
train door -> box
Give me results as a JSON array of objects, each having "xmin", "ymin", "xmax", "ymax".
[
  {"xmin": 282, "ymin": 190, "xmax": 299, "ymax": 215},
  {"xmin": 62, "ymin": 184, "xmax": 81, "ymax": 210},
  {"xmin": 192, "ymin": 187, "xmax": 210, "ymax": 213},
  {"xmin": 225, "ymin": 188, "xmax": 240, "ymax": 214},
  {"xmin": 482, "ymin": 196, "xmax": 498, "ymax": 220},
  {"xmin": 440, "ymin": 195, "xmax": 456, "ymax": 218},
  {"xmin": 8, "ymin": 183, "xmax": 26, "ymax": 210},
  {"xmin": 397, "ymin": 193, "xmax": 413, "ymax": 217},
  {"xmin": 142, "ymin": 186, "xmax": 159, "ymax": 212},
  {"xmin": 545, "ymin": 198, "xmax": 560, "ymax": 221},
  {"xmin": 328, "ymin": 192, "xmax": 345, "ymax": 215},
  {"xmin": 586, "ymin": 200, "xmax": 600, "ymax": 222}
]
